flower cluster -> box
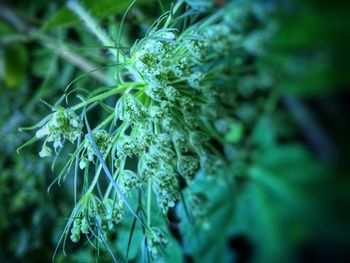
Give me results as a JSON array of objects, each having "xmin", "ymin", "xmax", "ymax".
[
  {"xmin": 115, "ymin": 93, "xmax": 147, "ymax": 123},
  {"xmin": 146, "ymin": 227, "xmax": 169, "ymax": 259},
  {"xmin": 132, "ymin": 30, "xmax": 177, "ymax": 88},
  {"xmin": 116, "ymin": 134, "xmax": 141, "ymax": 158},
  {"xmin": 177, "ymin": 155, "xmax": 199, "ymax": 178},
  {"xmin": 153, "ymin": 170, "xmax": 179, "ymax": 213},
  {"xmin": 80, "ymin": 129, "xmax": 112, "ymax": 169},
  {"xmin": 114, "ymin": 12, "xmax": 243, "ymax": 220},
  {"xmin": 24, "ymin": 1, "xmax": 267, "ymax": 260},
  {"xmin": 118, "ymin": 169, "xmax": 143, "ymax": 194},
  {"xmin": 70, "ymin": 195, "xmax": 124, "ymax": 243},
  {"xmin": 202, "ymin": 23, "xmax": 241, "ymax": 55},
  {"xmin": 36, "ymin": 108, "xmax": 82, "ymax": 157}
]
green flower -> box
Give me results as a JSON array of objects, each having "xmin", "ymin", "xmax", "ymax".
[
  {"xmin": 83, "ymin": 129, "xmax": 112, "ymax": 163},
  {"xmin": 153, "ymin": 170, "xmax": 179, "ymax": 213},
  {"xmin": 177, "ymin": 155, "xmax": 199, "ymax": 178},
  {"xmin": 115, "ymin": 93, "xmax": 147, "ymax": 123},
  {"xmin": 36, "ymin": 108, "xmax": 82, "ymax": 154},
  {"xmin": 119, "ymin": 170, "xmax": 143, "ymax": 194},
  {"xmin": 39, "ymin": 144, "xmax": 52, "ymax": 158},
  {"xmin": 146, "ymin": 227, "xmax": 168, "ymax": 259},
  {"xmin": 70, "ymin": 218, "xmax": 82, "ymax": 243}
]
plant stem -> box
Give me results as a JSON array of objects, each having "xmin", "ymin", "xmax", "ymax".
[
  {"xmin": 164, "ymin": 0, "xmax": 184, "ymax": 28},
  {"xmin": 71, "ymin": 85, "xmax": 128, "ymax": 111},
  {"xmin": 147, "ymin": 179, "xmax": 152, "ymax": 227},
  {"xmin": 103, "ymin": 158, "xmax": 125, "ymax": 200},
  {"xmin": 67, "ymin": 0, "xmax": 124, "ymax": 62},
  {"xmin": 87, "ymin": 122, "xmax": 129, "ymax": 193}
]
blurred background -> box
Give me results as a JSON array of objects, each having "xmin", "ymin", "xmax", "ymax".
[{"xmin": 0, "ymin": 0, "xmax": 350, "ymax": 262}]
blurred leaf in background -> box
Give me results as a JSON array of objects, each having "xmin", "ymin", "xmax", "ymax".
[{"xmin": 43, "ymin": 0, "xmax": 155, "ymax": 30}]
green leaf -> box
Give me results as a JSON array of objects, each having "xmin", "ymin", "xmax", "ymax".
[
  {"xmin": 157, "ymin": 237, "xmax": 183, "ymax": 263},
  {"xmin": 251, "ymin": 116, "xmax": 277, "ymax": 148},
  {"xmin": 16, "ymin": 136, "xmax": 38, "ymax": 154},
  {"xmin": 116, "ymin": 213, "xmax": 143, "ymax": 260},
  {"xmin": 43, "ymin": 0, "xmax": 156, "ymax": 31},
  {"xmin": 0, "ymin": 21, "xmax": 14, "ymax": 35},
  {"xmin": 177, "ymin": 172, "xmax": 235, "ymax": 262},
  {"xmin": 243, "ymin": 184, "xmax": 296, "ymax": 263},
  {"xmin": 254, "ymin": 144, "xmax": 327, "ymax": 183},
  {"xmin": 2, "ymin": 44, "xmax": 28, "ymax": 89}
]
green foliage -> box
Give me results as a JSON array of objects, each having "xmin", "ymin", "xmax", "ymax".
[
  {"xmin": 1, "ymin": 0, "xmax": 349, "ymax": 262},
  {"xmin": 2, "ymin": 44, "xmax": 28, "ymax": 88},
  {"xmin": 264, "ymin": 0, "xmax": 350, "ymax": 96},
  {"xmin": 43, "ymin": 0, "xmax": 155, "ymax": 30}
]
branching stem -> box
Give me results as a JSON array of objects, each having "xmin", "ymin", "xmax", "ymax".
[{"xmin": 71, "ymin": 83, "xmax": 142, "ymax": 111}]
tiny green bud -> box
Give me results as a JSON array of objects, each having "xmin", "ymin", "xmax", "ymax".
[{"xmin": 39, "ymin": 145, "xmax": 52, "ymax": 158}]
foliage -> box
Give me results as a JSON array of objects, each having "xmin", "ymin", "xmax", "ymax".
[{"xmin": 1, "ymin": 0, "xmax": 350, "ymax": 262}]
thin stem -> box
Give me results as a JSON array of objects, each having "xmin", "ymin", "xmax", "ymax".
[
  {"xmin": 87, "ymin": 165, "xmax": 103, "ymax": 194},
  {"xmin": 87, "ymin": 122, "xmax": 129, "ymax": 193},
  {"xmin": 164, "ymin": 0, "xmax": 184, "ymax": 28},
  {"xmin": 104, "ymin": 158, "xmax": 125, "ymax": 200},
  {"xmin": 116, "ymin": 0, "xmax": 136, "ymax": 83},
  {"xmin": 74, "ymin": 135, "xmax": 82, "ymax": 205},
  {"xmin": 158, "ymin": 0, "xmax": 166, "ymax": 13},
  {"xmin": 72, "ymin": 84, "xmax": 130, "ymax": 111},
  {"xmin": 147, "ymin": 179, "xmax": 152, "ymax": 227}
]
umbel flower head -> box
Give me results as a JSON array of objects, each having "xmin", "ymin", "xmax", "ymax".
[
  {"xmin": 36, "ymin": 108, "xmax": 82, "ymax": 156},
  {"xmin": 79, "ymin": 129, "xmax": 112, "ymax": 169},
  {"xmin": 115, "ymin": 93, "xmax": 147, "ymax": 123},
  {"xmin": 69, "ymin": 194, "xmax": 125, "ymax": 243}
]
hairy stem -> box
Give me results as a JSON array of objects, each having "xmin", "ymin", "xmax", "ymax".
[{"xmin": 67, "ymin": 0, "xmax": 124, "ymax": 62}]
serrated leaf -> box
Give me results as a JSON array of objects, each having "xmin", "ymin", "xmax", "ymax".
[{"xmin": 177, "ymin": 173, "xmax": 235, "ymax": 262}]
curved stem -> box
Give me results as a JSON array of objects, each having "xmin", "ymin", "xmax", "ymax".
[{"xmin": 72, "ymin": 83, "xmax": 141, "ymax": 111}]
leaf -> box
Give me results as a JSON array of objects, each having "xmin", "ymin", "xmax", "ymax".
[
  {"xmin": 177, "ymin": 172, "xmax": 235, "ymax": 262},
  {"xmin": 265, "ymin": 0, "xmax": 350, "ymax": 96},
  {"xmin": 0, "ymin": 21, "xmax": 14, "ymax": 35},
  {"xmin": 116, "ymin": 202, "xmax": 144, "ymax": 261},
  {"xmin": 2, "ymin": 44, "xmax": 28, "ymax": 89},
  {"xmin": 254, "ymin": 144, "xmax": 327, "ymax": 183},
  {"xmin": 158, "ymin": 236, "xmax": 183, "ymax": 263},
  {"xmin": 243, "ymin": 184, "xmax": 296, "ymax": 263},
  {"xmin": 16, "ymin": 136, "xmax": 38, "ymax": 154},
  {"xmin": 278, "ymin": 55, "xmax": 335, "ymax": 96},
  {"xmin": 42, "ymin": 0, "xmax": 156, "ymax": 31},
  {"xmin": 251, "ymin": 115, "xmax": 277, "ymax": 148}
]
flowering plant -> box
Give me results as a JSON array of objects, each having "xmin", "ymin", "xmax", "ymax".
[{"xmin": 18, "ymin": 0, "xmax": 274, "ymax": 261}]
